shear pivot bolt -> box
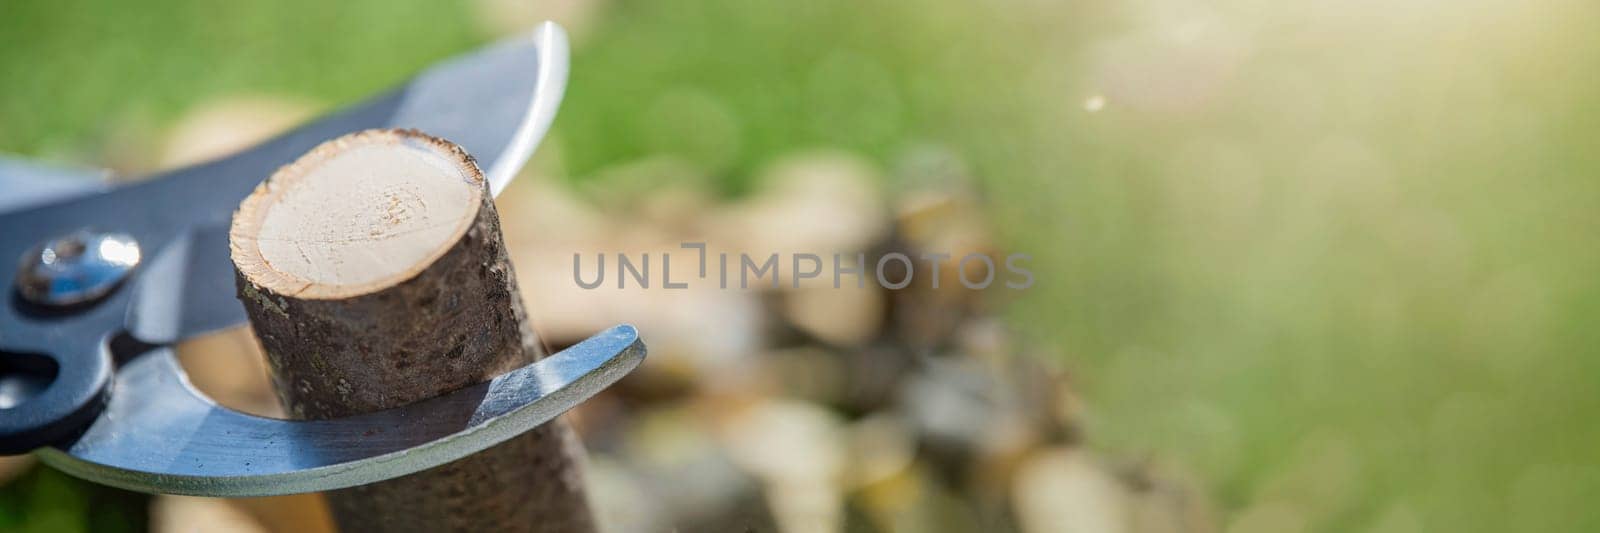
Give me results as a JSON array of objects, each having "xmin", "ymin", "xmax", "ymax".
[{"xmin": 16, "ymin": 230, "xmax": 141, "ymax": 307}]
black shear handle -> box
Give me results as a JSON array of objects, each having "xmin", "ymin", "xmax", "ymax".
[{"xmin": 0, "ymin": 336, "xmax": 112, "ymax": 454}]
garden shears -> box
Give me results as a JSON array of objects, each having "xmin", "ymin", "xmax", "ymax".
[{"xmin": 0, "ymin": 22, "xmax": 646, "ymax": 497}]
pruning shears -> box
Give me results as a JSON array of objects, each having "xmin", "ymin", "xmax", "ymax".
[{"xmin": 0, "ymin": 23, "xmax": 646, "ymax": 497}]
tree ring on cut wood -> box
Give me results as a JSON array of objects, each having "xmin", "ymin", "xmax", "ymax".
[{"xmin": 231, "ymin": 129, "xmax": 484, "ymax": 299}]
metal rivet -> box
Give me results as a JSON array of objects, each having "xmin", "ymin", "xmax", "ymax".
[{"xmin": 15, "ymin": 230, "xmax": 141, "ymax": 307}]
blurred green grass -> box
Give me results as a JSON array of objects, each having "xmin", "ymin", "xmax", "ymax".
[
  {"xmin": 4, "ymin": 0, "xmax": 1600, "ymax": 531},
  {"xmin": 0, "ymin": 0, "xmax": 480, "ymax": 161}
]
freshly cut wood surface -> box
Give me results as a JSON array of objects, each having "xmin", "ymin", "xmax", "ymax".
[
  {"xmin": 230, "ymin": 129, "xmax": 595, "ymax": 532},
  {"xmin": 232, "ymin": 130, "xmax": 482, "ymax": 299}
]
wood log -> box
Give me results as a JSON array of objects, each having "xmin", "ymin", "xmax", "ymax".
[{"xmin": 229, "ymin": 129, "xmax": 596, "ymax": 532}]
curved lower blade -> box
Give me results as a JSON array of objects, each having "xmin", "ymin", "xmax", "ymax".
[{"xmin": 37, "ymin": 325, "xmax": 643, "ymax": 497}]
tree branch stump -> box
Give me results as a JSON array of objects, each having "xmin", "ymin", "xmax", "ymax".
[{"xmin": 229, "ymin": 129, "xmax": 596, "ymax": 533}]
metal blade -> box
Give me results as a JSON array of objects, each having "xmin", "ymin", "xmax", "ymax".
[
  {"xmin": 0, "ymin": 22, "xmax": 569, "ymax": 351},
  {"xmin": 388, "ymin": 21, "xmax": 568, "ymax": 195},
  {"xmin": 37, "ymin": 325, "xmax": 643, "ymax": 497},
  {"xmin": 0, "ymin": 157, "xmax": 110, "ymax": 215},
  {"xmin": 124, "ymin": 224, "xmax": 237, "ymax": 344}
]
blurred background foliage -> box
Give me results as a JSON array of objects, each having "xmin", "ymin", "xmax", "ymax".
[{"xmin": 4, "ymin": 0, "xmax": 1600, "ymax": 531}]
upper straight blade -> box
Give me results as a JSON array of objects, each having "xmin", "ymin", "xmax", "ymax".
[
  {"xmin": 0, "ymin": 157, "xmax": 109, "ymax": 216},
  {"xmin": 391, "ymin": 22, "xmax": 568, "ymax": 195}
]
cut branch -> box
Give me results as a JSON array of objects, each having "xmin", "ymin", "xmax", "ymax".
[{"xmin": 230, "ymin": 129, "xmax": 595, "ymax": 532}]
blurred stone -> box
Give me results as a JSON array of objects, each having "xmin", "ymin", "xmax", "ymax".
[
  {"xmin": 499, "ymin": 174, "xmax": 767, "ymax": 392},
  {"xmin": 1121, "ymin": 461, "xmax": 1216, "ymax": 533},
  {"xmin": 891, "ymin": 155, "xmax": 990, "ymax": 273},
  {"xmin": 586, "ymin": 455, "xmax": 668, "ymax": 533},
  {"xmin": 954, "ymin": 318, "xmax": 1012, "ymax": 362},
  {"xmin": 902, "ymin": 358, "xmax": 1040, "ymax": 470},
  {"xmin": 627, "ymin": 282, "xmax": 769, "ymax": 392},
  {"xmin": 151, "ymin": 496, "xmax": 268, "ymax": 533},
  {"xmin": 856, "ymin": 465, "xmax": 985, "ymax": 533},
  {"xmin": 882, "ymin": 264, "xmax": 976, "ymax": 351},
  {"xmin": 834, "ymin": 342, "xmax": 916, "ymax": 416},
  {"xmin": 882, "ymin": 164, "xmax": 996, "ymax": 351},
  {"xmin": 599, "ymin": 404, "xmax": 778, "ymax": 531},
  {"xmin": 721, "ymin": 400, "xmax": 848, "ymax": 533},
  {"xmin": 722, "ymin": 400, "xmax": 846, "ymax": 487},
  {"xmin": 497, "ymin": 172, "xmax": 610, "ymax": 249},
  {"xmin": 846, "ymin": 414, "xmax": 916, "ymax": 490},
  {"xmin": 500, "ymin": 178, "xmax": 611, "ymax": 347},
  {"xmin": 1012, "ymin": 448, "xmax": 1133, "ymax": 533},
  {"xmin": 174, "ymin": 326, "xmax": 282, "ymax": 418},
  {"xmin": 713, "ymin": 151, "xmax": 888, "ymax": 258},
  {"xmin": 759, "ymin": 347, "xmax": 847, "ymax": 404},
  {"xmin": 639, "ymin": 180, "xmax": 719, "ymax": 234},
  {"xmin": 889, "ymin": 145, "xmax": 988, "ymax": 256},
  {"xmin": 0, "ymin": 455, "xmax": 35, "ymax": 487},
  {"xmin": 160, "ymin": 95, "xmax": 319, "ymax": 169},
  {"xmin": 768, "ymin": 483, "xmax": 844, "ymax": 533},
  {"xmin": 855, "ymin": 466, "xmax": 924, "ymax": 531},
  {"xmin": 631, "ymin": 406, "xmax": 759, "ymax": 521},
  {"xmin": 956, "ymin": 320, "xmax": 1081, "ymax": 445},
  {"xmin": 781, "ymin": 276, "xmax": 885, "ymax": 347},
  {"xmin": 902, "ymin": 358, "xmax": 985, "ymax": 451},
  {"xmin": 566, "ymin": 390, "xmax": 632, "ymax": 446},
  {"xmin": 230, "ymin": 494, "xmax": 336, "ymax": 533}
]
